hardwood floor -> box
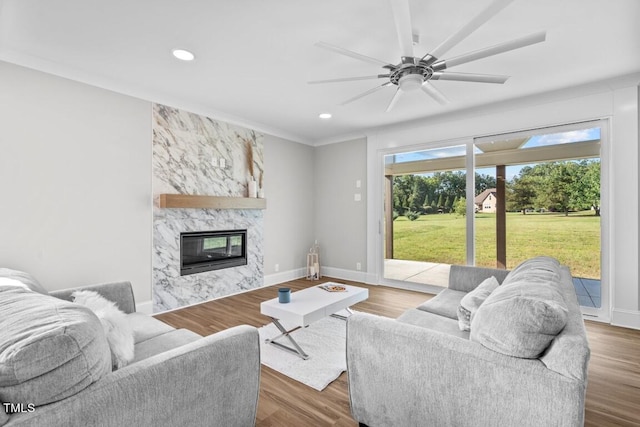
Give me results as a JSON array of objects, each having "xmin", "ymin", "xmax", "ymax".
[{"xmin": 154, "ymin": 277, "xmax": 640, "ymax": 427}]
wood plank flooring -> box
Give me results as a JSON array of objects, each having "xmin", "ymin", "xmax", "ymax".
[{"xmin": 154, "ymin": 277, "xmax": 640, "ymax": 427}]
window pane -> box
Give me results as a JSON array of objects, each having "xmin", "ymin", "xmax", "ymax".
[
  {"xmin": 384, "ymin": 145, "xmax": 466, "ymax": 287},
  {"xmin": 474, "ymin": 125, "xmax": 601, "ymax": 308}
]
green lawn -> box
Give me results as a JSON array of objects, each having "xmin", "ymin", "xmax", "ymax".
[{"xmin": 391, "ymin": 212, "xmax": 601, "ymax": 279}]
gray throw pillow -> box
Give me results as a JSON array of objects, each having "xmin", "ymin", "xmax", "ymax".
[
  {"xmin": 0, "ymin": 268, "xmax": 48, "ymax": 295},
  {"xmin": 501, "ymin": 256, "xmax": 561, "ymax": 288},
  {"xmin": 0, "ymin": 281, "xmax": 111, "ymax": 406},
  {"xmin": 470, "ymin": 278, "xmax": 568, "ymax": 358},
  {"xmin": 457, "ymin": 276, "xmax": 499, "ymax": 331}
]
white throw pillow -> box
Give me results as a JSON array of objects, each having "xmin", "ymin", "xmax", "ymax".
[
  {"xmin": 457, "ymin": 276, "xmax": 500, "ymax": 331},
  {"xmin": 72, "ymin": 290, "xmax": 135, "ymax": 370}
]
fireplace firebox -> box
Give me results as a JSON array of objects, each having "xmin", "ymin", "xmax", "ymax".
[{"xmin": 180, "ymin": 229, "xmax": 247, "ymax": 276}]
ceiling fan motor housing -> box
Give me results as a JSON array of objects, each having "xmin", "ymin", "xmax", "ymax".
[{"xmin": 389, "ymin": 57, "xmax": 434, "ymax": 90}]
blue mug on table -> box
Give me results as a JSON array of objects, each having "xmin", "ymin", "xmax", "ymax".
[{"xmin": 278, "ymin": 288, "xmax": 291, "ymax": 303}]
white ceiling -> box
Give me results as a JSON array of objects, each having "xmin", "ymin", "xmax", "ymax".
[{"xmin": 1, "ymin": 0, "xmax": 639, "ymax": 145}]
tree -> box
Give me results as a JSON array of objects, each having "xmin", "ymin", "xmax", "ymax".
[
  {"xmin": 475, "ymin": 173, "xmax": 497, "ymax": 194},
  {"xmin": 443, "ymin": 196, "xmax": 451, "ymax": 213},
  {"xmin": 577, "ymin": 160, "xmax": 601, "ymax": 216},
  {"xmin": 411, "ymin": 179, "xmax": 429, "ymax": 212},
  {"xmin": 454, "ymin": 197, "xmax": 467, "ymax": 217},
  {"xmin": 392, "ymin": 175, "xmax": 415, "ymax": 215},
  {"xmin": 507, "ymin": 175, "xmax": 537, "ymax": 214},
  {"xmin": 531, "ymin": 162, "xmax": 580, "ymax": 215}
]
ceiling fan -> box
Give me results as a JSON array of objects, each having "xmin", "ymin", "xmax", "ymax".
[{"xmin": 309, "ymin": 0, "xmax": 546, "ymax": 111}]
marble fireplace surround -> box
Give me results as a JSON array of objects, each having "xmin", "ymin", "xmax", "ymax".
[{"xmin": 152, "ymin": 104, "xmax": 265, "ymax": 313}]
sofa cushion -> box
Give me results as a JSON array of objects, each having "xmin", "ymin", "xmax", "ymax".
[
  {"xmin": 0, "ymin": 268, "xmax": 48, "ymax": 295},
  {"xmin": 0, "ymin": 281, "xmax": 111, "ymax": 406},
  {"xmin": 417, "ymin": 289, "xmax": 466, "ymax": 320},
  {"xmin": 397, "ymin": 309, "xmax": 470, "ymax": 339},
  {"xmin": 128, "ymin": 312, "xmax": 175, "ymax": 344},
  {"xmin": 470, "ymin": 278, "xmax": 569, "ymax": 358},
  {"xmin": 132, "ymin": 329, "xmax": 202, "ymax": 363},
  {"xmin": 457, "ymin": 276, "xmax": 499, "ymax": 331}
]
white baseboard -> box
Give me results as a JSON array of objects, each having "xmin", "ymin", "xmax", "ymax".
[
  {"xmin": 263, "ymin": 268, "xmax": 307, "ymax": 287},
  {"xmin": 611, "ymin": 308, "xmax": 640, "ymax": 330},
  {"xmin": 264, "ymin": 266, "xmax": 376, "ymax": 287},
  {"xmin": 320, "ymin": 266, "xmax": 375, "ymax": 284}
]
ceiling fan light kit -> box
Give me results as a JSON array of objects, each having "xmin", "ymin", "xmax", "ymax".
[
  {"xmin": 310, "ymin": 0, "xmax": 546, "ymax": 112},
  {"xmin": 398, "ymin": 74, "xmax": 424, "ymax": 92}
]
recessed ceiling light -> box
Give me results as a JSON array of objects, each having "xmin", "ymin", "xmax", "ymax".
[
  {"xmin": 172, "ymin": 49, "xmax": 195, "ymax": 61},
  {"xmin": 319, "ymin": 113, "xmax": 332, "ymax": 119}
]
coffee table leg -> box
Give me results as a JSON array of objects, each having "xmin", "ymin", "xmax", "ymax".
[
  {"xmin": 330, "ymin": 307, "xmax": 354, "ymax": 320},
  {"xmin": 265, "ymin": 317, "xmax": 310, "ymax": 360}
]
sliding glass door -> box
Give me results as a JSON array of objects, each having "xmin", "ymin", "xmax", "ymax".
[
  {"xmin": 381, "ymin": 120, "xmax": 608, "ymax": 318},
  {"xmin": 383, "ymin": 143, "xmax": 468, "ymax": 289},
  {"xmin": 474, "ymin": 121, "xmax": 606, "ymax": 315}
]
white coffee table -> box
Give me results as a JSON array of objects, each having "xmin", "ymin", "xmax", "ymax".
[{"xmin": 260, "ymin": 283, "xmax": 369, "ymax": 359}]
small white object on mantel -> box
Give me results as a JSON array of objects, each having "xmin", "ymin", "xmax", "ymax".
[{"xmin": 248, "ymin": 178, "xmax": 258, "ymax": 198}]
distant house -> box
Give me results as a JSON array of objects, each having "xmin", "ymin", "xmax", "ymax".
[{"xmin": 475, "ymin": 188, "xmax": 498, "ymax": 213}]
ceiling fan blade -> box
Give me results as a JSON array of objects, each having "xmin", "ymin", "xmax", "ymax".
[
  {"xmin": 341, "ymin": 82, "xmax": 394, "ymax": 106},
  {"xmin": 308, "ymin": 75, "xmax": 390, "ymax": 84},
  {"xmin": 423, "ymin": 0, "xmax": 515, "ymax": 64},
  {"xmin": 315, "ymin": 42, "xmax": 393, "ymax": 67},
  {"xmin": 386, "ymin": 88, "xmax": 403, "ymax": 112},
  {"xmin": 431, "ymin": 71, "xmax": 509, "ymax": 84},
  {"xmin": 390, "ymin": 0, "xmax": 414, "ymax": 57},
  {"xmin": 432, "ymin": 31, "xmax": 546, "ymax": 71},
  {"xmin": 421, "ymin": 82, "xmax": 450, "ymax": 105}
]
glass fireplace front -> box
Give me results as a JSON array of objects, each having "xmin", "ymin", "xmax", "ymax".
[{"xmin": 180, "ymin": 229, "xmax": 247, "ymax": 276}]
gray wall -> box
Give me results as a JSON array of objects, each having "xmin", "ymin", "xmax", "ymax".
[
  {"xmin": 314, "ymin": 138, "xmax": 367, "ymax": 276},
  {"xmin": 0, "ymin": 61, "xmax": 153, "ymax": 303},
  {"xmin": 263, "ymin": 134, "xmax": 315, "ymax": 278},
  {"xmin": 0, "ymin": 61, "xmax": 323, "ymax": 305}
]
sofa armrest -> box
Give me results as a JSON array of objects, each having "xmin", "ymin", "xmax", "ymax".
[
  {"xmin": 7, "ymin": 325, "xmax": 261, "ymax": 427},
  {"xmin": 448, "ymin": 265, "xmax": 509, "ymax": 292},
  {"xmin": 346, "ymin": 313, "xmax": 585, "ymax": 427},
  {"xmin": 49, "ymin": 281, "xmax": 136, "ymax": 314}
]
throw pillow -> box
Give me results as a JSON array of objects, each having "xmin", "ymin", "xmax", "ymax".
[
  {"xmin": 470, "ymin": 278, "xmax": 568, "ymax": 358},
  {"xmin": 501, "ymin": 256, "xmax": 561, "ymax": 288},
  {"xmin": 457, "ymin": 276, "xmax": 499, "ymax": 331},
  {"xmin": 0, "ymin": 283, "xmax": 111, "ymax": 406},
  {"xmin": 72, "ymin": 290, "xmax": 135, "ymax": 370},
  {"xmin": 0, "ymin": 268, "xmax": 48, "ymax": 295}
]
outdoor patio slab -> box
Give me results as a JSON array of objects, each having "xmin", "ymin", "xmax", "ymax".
[{"xmin": 386, "ymin": 260, "xmax": 601, "ymax": 308}]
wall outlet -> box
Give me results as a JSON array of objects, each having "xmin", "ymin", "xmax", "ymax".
[
  {"xmin": 219, "ymin": 158, "xmax": 226, "ymax": 168},
  {"xmin": 356, "ymin": 179, "xmax": 361, "ymax": 188},
  {"xmin": 356, "ymin": 262, "xmax": 361, "ymax": 271},
  {"xmin": 274, "ymin": 264, "xmax": 279, "ymax": 272},
  {"xmin": 354, "ymin": 193, "xmax": 361, "ymax": 202}
]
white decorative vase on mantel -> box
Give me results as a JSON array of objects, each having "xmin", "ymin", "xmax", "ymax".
[{"xmin": 247, "ymin": 178, "xmax": 258, "ymax": 198}]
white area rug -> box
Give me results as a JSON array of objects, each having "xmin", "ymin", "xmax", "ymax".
[{"xmin": 258, "ymin": 314, "xmax": 348, "ymax": 391}]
